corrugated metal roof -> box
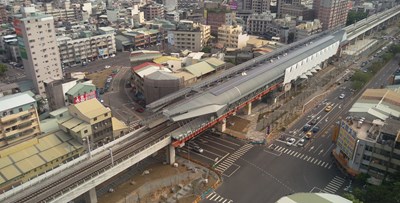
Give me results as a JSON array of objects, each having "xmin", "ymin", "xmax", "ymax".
[
  {"xmin": 0, "ymin": 165, "xmax": 21, "ymax": 182},
  {"xmin": 184, "ymin": 61, "xmax": 215, "ymax": 77},
  {"xmin": 202, "ymin": 57, "xmax": 226, "ymax": 68},
  {"xmin": 0, "ymin": 92, "xmax": 36, "ymax": 113},
  {"xmin": 9, "ymin": 146, "xmax": 38, "ymax": 162},
  {"xmin": 153, "ymin": 56, "xmax": 180, "ymax": 64},
  {"xmin": 0, "ymin": 131, "xmax": 83, "ymax": 185},
  {"xmin": 172, "ymin": 71, "xmax": 196, "ymax": 81},
  {"xmin": 16, "ymin": 155, "xmax": 45, "ymax": 173},
  {"xmin": 112, "ymin": 117, "xmax": 127, "ymax": 131},
  {"xmin": 71, "ymin": 99, "xmax": 110, "ymax": 119},
  {"xmin": 146, "ymin": 71, "xmax": 178, "ymax": 80},
  {"xmin": 66, "ymin": 83, "xmax": 96, "ymax": 96}
]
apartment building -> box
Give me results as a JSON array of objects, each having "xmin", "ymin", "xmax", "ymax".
[
  {"xmin": 206, "ymin": 7, "xmax": 236, "ymax": 35},
  {"xmin": 168, "ymin": 20, "xmax": 211, "ymax": 52},
  {"xmin": 141, "ymin": 3, "xmax": 164, "ymax": 21},
  {"xmin": 60, "ymin": 99, "xmax": 120, "ymax": 145},
  {"xmin": 333, "ymin": 89, "xmax": 400, "ymax": 183},
  {"xmin": 57, "ymin": 32, "xmax": 116, "ymax": 68},
  {"xmin": 280, "ymin": 4, "xmax": 314, "ymax": 20},
  {"xmin": 0, "ymin": 92, "xmax": 40, "ymax": 149},
  {"xmin": 14, "ymin": 7, "xmax": 63, "ymax": 97},
  {"xmin": 1, "ymin": 34, "xmax": 20, "ymax": 62},
  {"xmin": 314, "ymin": 0, "xmax": 349, "ymax": 30},
  {"xmin": 121, "ymin": 28, "xmax": 166, "ymax": 50},
  {"xmin": 42, "ymin": 0, "xmax": 82, "ymax": 22},
  {"xmin": 218, "ymin": 25, "xmax": 249, "ymax": 49},
  {"xmin": 295, "ymin": 19, "xmax": 322, "ymax": 41},
  {"xmin": 247, "ymin": 11, "xmax": 296, "ymax": 43},
  {"xmin": 244, "ymin": 0, "xmax": 270, "ymax": 13}
]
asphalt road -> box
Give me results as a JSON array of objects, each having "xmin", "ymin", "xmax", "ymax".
[
  {"xmin": 200, "ymin": 41, "xmax": 400, "ymax": 202},
  {"xmin": 63, "ymin": 52, "xmax": 130, "ymax": 74},
  {"xmin": 177, "ymin": 132, "xmax": 246, "ymax": 171}
]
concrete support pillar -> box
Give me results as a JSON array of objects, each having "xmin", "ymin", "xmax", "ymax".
[
  {"xmin": 84, "ymin": 188, "xmax": 98, "ymax": 203},
  {"xmin": 216, "ymin": 118, "xmax": 226, "ymax": 132},
  {"xmin": 245, "ymin": 102, "xmax": 252, "ymax": 115},
  {"xmin": 166, "ymin": 144, "xmax": 175, "ymax": 164}
]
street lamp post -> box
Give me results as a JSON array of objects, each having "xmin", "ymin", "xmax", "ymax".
[
  {"xmin": 83, "ymin": 137, "xmax": 92, "ymax": 159},
  {"xmin": 109, "ymin": 148, "xmax": 114, "ymax": 167}
]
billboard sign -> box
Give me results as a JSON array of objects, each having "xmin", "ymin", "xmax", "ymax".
[{"xmin": 73, "ymin": 91, "xmax": 97, "ymax": 104}]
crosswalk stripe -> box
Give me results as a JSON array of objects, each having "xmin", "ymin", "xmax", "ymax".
[
  {"xmin": 283, "ymin": 149, "xmax": 289, "ymax": 153},
  {"xmin": 278, "ymin": 147, "xmax": 285, "ymax": 152},
  {"xmin": 206, "ymin": 192, "xmax": 215, "ymax": 198},
  {"xmin": 300, "ymin": 154, "xmax": 304, "ymax": 159},
  {"xmin": 296, "ymin": 153, "xmax": 302, "ymax": 157},
  {"xmin": 328, "ymin": 164, "xmax": 332, "ymax": 169},
  {"xmin": 219, "ymin": 198, "xmax": 225, "ymax": 202},
  {"xmin": 228, "ymin": 200, "xmax": 233, "ymax": 203},
  {"xmin": 290, "ymin": 151, "xmax": 295, "ymax": 155},
  {"xmin": 309, "ymin": 157, "xmax": 313, "ymax": 162},
  {"xmin": 209, "ymin": 193, "xmax": 217, "ymax": 200},
  {"xmin": 304, "ymin": 156, "xmax": 309, "ymax": 160},
  {"xmin": 276, "ymin": 146, "xmax": 283, "ymax": 151},
  {"xmin": 323, "ymin": 162, "xmax": 329, "ymax": 168},
  {"xmin": 215, "ymin": 196, "xmax": 222, "ymax": 201},
  {"xmin": 313, "ymin": 159, "xmax": 319, "ymax": 164},
  {"xmin": 317, "ymin": 160, "xmax": 322, "ymax": 165},
  {"xmin": 324, "ymin": 188, "xmax": 336, "ymax": 193},
  {"xmin": 222, "ymin": 200, "xmax": 227, "ymax": 203}
]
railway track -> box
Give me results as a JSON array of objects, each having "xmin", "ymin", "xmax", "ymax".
[{"xmin": 6, "ymin": 123, "xmax": 177, "ymax": 203}]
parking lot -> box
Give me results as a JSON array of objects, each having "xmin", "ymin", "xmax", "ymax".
[{"xmin": 176, "ymin": 132, "xmax": 253, "ymax": 177}]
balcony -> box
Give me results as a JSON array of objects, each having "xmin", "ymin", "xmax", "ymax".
[
  {"xmin": 20, "ymin": 113, "xmax": 33, "ymax": 120},
  {"xmin": 17, "ymin": 121, "xmax": 33, "ymax": 129},
  {"xmin": 21, "ymin": 128, "xmax": 34, "ymax": 137}
]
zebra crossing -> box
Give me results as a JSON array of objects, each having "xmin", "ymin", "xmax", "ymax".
[
  {"xmin": 323, "ymin": 176, "xmax": 345, "ymax": 194},
  {"xmin": 206, "ymin": 191, "xmax": 233, "ymax": 203},
  {"xmin": 215, "ymin": 144, "xmax": 253, "ymax": 173},
  {"xmin": 273, "ymin": 146, "xmax": 332, "ymax": 169}
]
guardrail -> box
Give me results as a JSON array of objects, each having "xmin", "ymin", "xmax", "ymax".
[
  {"xmin": 49, "ymin": 134, "xmax": 172, "ymax": 202},
  {"xmin": 0, "ymin": 126, "xmax": 147, "ymax": 201}
]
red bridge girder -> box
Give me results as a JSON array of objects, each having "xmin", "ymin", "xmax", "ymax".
[{"xmin": 172, "ymin": 82, "xmax": 282, "ymax": 148}]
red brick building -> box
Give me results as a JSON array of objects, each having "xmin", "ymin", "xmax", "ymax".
[{"xmin": 313, "ymin": 0, "xmax": 349, "ymax": 30}]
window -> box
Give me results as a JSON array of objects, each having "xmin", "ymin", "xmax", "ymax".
[
  {"xmin": 19, "ymin": 108, "xmax": 23, "ymax": 112},
  {"xmin": 94, "ymin": 117, "xmax": 97, "ymax": 121},
  {"xmin": 84, "ymin": 130, "xmax": 88, "ymax": 134},
  {"xmin": 104, "ymin": 113, "xmax": 108, "ymax": 117}
]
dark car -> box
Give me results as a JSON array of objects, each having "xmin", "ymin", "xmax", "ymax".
[
  {"xmin": 309, "ymin": 118, "xmax": 318, "ymax": 125},
  {"xmin": 312, "ymin": 126, "xmax": 320, "ymax": 133},
  {"xmin": 135, "ymin": 108, "xmax": 144, "ymax": 113},
  {"xmin": 303, "ymin": 124, "xmax": 311, "ymax": 132}
]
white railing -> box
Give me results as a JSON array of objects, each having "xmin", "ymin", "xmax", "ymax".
[{"xmin": 0, "ymin": 126, "xmax": 146, "ymax": 201}]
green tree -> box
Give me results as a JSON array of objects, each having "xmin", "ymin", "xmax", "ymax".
[
  {"xmin": 355, "ymin": 173, "xmax": 370, "ymax": 185},
  {"xmin": 370, "ymin": 62, "xmax": 382, "ymax": 74},
  {"xmin": 382, "ymin": 53, "xmax": 394, "ymax": 62},
  {"xmin": 343, "ymin": 193, "xmax": 363, "ymax": 203},
  {"xmin": 346, "ymin": 11, "xmax": 368, "ymax": 26},
  {"xmin": 201, "ymin": 46, "xmax": 211, "ymax": 53},
  {"xmin": 0, "ymin": 63, "xmax": 8, "ymax": 75}
]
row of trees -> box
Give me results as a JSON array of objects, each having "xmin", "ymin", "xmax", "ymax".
[
  {"xmin": 351, "ymin": 44, "xmax": 400, "ymax": 90},
  {"xmin": 346, "ymin": 11, "xmax": 369, "ymax": 26},
  {"xmin": 344, "ymin": 172, "xmax": 400, "ymax": 203}
]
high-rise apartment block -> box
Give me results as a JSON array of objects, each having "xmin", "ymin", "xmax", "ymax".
[
  {"xmin": 141, "ymin": 3, "xmax": 165, "ymax": 21},
  {"xmin": 244, "ymin": 0, "xmax": 270, "ymax": 13},
  {"xmin": 14, "ymin": 7, "xmax": 63, "ymax": 96},
  {"xmin": 206, "ymin": 8, "xmax": 235, "ymax": 35},
  {"xmin": 313, "ymin": 0, "xmax": 349, "ymax": 30},
  {"xmin": 218, "ymin": 25, "xmax": 249, "ymax": 49},
  {"xmin": 168, "ymin": 20, "xmax": 211, "ymax": 51}
]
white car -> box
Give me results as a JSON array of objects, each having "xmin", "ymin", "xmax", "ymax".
[
  {"xmin": 105, "ymin": 65, "xmax": 111, "ymax": 69},
  {"xmin": 286, "ymin": 138, "xmax": 296, "ymax": 146},
  {"xmin": 297, "ymin": 139, "xmax": 305, "ymax": 147},
  {"xmin": 339, "ymin": 94, "xmax": 345, "ymax": 99}
]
